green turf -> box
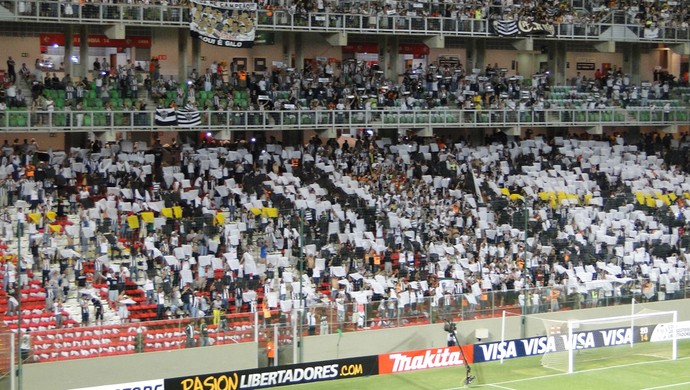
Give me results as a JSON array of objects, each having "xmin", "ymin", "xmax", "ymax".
[{"xmin": 285, "ymin": 340, "xmax": 690, "ymax": 390}]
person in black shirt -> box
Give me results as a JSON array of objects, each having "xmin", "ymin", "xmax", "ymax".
[
  {"xmin": 184, "ymin": 322, "xmax": 195, "ymax": 348},
  {"xmin": 107, "ymin": 272, "xmax": 119, "ymax": 307},
  {"xmin": 7, "ymin": 56, "xmax": 16, "ymax": 83},
  {"xmin": 181, "ymin": 283, "xmax": 193, "ymax": 314},
  {"xmin": 199, "ymin": 318, "xmax": 209, "ymax": 347},
  {"xmin": 51, "ymin": 73, "xmax": 60, "ymax": 89},
  {"xmin": 91, "ymin": 297, "xmax": 103, "ymax": 325}
]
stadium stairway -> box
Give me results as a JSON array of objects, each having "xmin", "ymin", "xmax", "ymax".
[{"xmin": 0, "ymin": 4, "xmax": 14, "ymax": 20}]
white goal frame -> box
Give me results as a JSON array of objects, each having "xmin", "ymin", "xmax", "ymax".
[{"xmin": 565, "ymin": 310, "xmax": 677, "ymax": 374}]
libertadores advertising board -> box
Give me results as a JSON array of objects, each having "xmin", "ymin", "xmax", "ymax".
[
  {"xmin": 163, "ymin": 355, "xmax": 379, "ymax": 390},
  {"xmin": 71, "ymin": 319, "xmax": 689, "ymax": 390},
  {"xmin": 72, "ymin": 345, "xmax": 476, "ymax": 390}
]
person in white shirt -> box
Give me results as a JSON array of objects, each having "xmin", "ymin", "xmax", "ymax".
[
  {"xmin": 447, "ymin": 331, "xmax": 457, "ymax": 347},
  {"xmin": 5, "ymin": 83, "xmax": 16, "ymax": 107},
  {"xmin": 531, "ymin": 290, "xmax": 540, "ymax": 314},
  {"xmin": 6, "ymin": 294, "xmax": 18, "ymax": 315},
  {"xmin": 306, "ymin": 309, "xmax": 317, "ymax": 335},
  {"xmin": 55, "ymin": 300, "xmax": 63, "ymax": 328},
  {"xmin": 144, "ymin": 276, "xmax": 154, "ymax": 304},
  {"xmin": 156, "ymin": 287, "xmax": 166, "ymax": 319}
]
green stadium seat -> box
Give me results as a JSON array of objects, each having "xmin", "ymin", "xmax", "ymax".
[
  {"xmin": 95, "ymin": 113, "xmax": 106, "ymax": 126},
  {"xmin": 16, "ymin": 114, "xmax": 27, "ymax": 127},
  {"xmin": 54, "ymin": 113, "xmax": 66, "ymax": 127}
]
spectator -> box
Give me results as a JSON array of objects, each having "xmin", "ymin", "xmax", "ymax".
[
  {"xmin": 199, "ymin": 318, "xmax": 209, "ymax": 347},
  {"xmin": 266, "ymin": 337, "xmax": 275, "ymax": 366},
  {"xmin": 92, "ymin": 297, "xmax": 104, "ymax": 325},
  {"xmin": 6, "ymin": 56, "xmax": 15, "ymax": 83},
  {"xmin": 184, "ymin": 321, "xmax": 195, "ymax": 348},
  {"xmin": 80, "ymin": 295, "xmax": 90, "ymax": 326}
]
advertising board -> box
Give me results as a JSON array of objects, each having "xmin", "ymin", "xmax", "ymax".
[
  {"xmin": 164, "ymin": 355, "xmax": 379, "ymax": 390},
  {"xmin": 646, "ymin": 321, "xmax": 690, "ymax": 342},
  {"xmin": 378, "ymin": 346, "xmax": 474, "ymax": 374},
  {"xmin": 72, "ymin": 379, "xmax": 164, "ymax": 390},
  {"xmin": 473, "ymin": 326, "xmax": 640, "ymax": 363}
]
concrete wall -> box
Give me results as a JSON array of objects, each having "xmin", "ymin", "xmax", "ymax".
[
  {"xmin": 150, "ymin": 27, "xmax": 181, "ymax": 78},
  {"xmin": 300, "ymin": 317, "xmax": 516, "ymax": 363},
  {"xmin": 524, "ymin": 299, "xmax": 690, "ymax": 338},
  {"xmin": 23, "ymin": 342, "xmax": 258, "ymax": 390},
  {"xmin": 149, "ymin": 29, "xmax": 310, "ymax": 77},
  {"xmin": 564, "ymin": 51, "xmax": 625, "ymax": 80},
  {"xmin": 20, "ymin": 300, "xmax": 690, "ymax": 389},
  {"xmin": 302, "ymin": 299, "xmax": 690, "ymax": 363},
  {"xmin": 0, "ymin": 133, "xmax": 66, "ymax": 151},
  {"xmin": 2, "ymin": 32, "xmax": 680, "ymax": 82}
]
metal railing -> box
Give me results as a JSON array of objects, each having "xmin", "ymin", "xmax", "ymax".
[
  {"xmin": 310, "ymin": 285, "xmax": 690, "ymax": 337},
  {"xmin": 4, "ymin": 310, "xmax": 266, "ymax": 363},
  {"xmin": 2, "ymin": 1, "xmax": 689, "ymax": 43},
  {"xmin": 4, "ymin": 0, "xmax": 191, "ymax": 25},
  {"xmin": 1, "ymin": 207, "xmax": 689, "ymax": 366},
  {"xmin": 5, "ymin": 285, "xmax": 689, "ymax": 365},
  {"xmin": 0, "ymin": 106, "xmax": 687, "ymax": 132}
]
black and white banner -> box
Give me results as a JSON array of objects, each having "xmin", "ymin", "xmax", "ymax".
[
  {"xmin": 492, "ymin": 20, "xmax": 555, "ymax": 37},
  {"xmin": 189, "ymin": 0, "xmax": 257, "ymax": 48},
  {"xmin": 155, "ymin": 105, "xmax": 201, "ymax": 128},
  {"xmin": 176, "ymin": 105, "xmax": 201, "ymax": 127},
  {"xmin": 154, "ymin": 107, "xmax": 178, "ymax": 126},
  {"xmin": 493, "ymin": 20, "xmax": 519, "ymax": 36}
]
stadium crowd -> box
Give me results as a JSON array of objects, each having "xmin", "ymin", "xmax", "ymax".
[
  {"xmin": 3, "ymin": 51, "xmax": 687, "ymax": 132},
  {"xmin": 12, "ymin": 0, "xmax": 690, "ymax": 31},
  {"xmin": 5, "ymin": 0, "xmax": 690, "ymax": 127},
  {"xmin": 183, "ymin": 59, "xmax": 685, "ymax": 115},
  {"xmin": 1, "ymin": 0, "xmax": 689, "ymax": 334},
  {"xmin": 1, "ymin": 125, "xmax": 690, "ymax": 332}
]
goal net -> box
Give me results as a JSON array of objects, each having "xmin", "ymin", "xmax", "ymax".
[{"xmin": 540, "ymin": 310, "xmax": 677, "ymax": 373}]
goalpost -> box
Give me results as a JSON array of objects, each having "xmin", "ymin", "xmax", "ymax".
[{"xmin": 540, "ymin": 310, "xmax": 677, "ymax": 374}]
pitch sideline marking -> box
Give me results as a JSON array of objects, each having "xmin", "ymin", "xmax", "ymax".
[
  {"xmin": 441, "ymin": 356, "xmax": 690, "ymax": 390},
  {"xmin": 640, "ymin": 381, "xmax": 690, "ymax": 390},
  {"xmin": 486, "ymin": 384, "xmax": 515, "ymax": 390},
  {"xmin": 637, "ymin": 353, "xmax": 673, "ymax": 360}
]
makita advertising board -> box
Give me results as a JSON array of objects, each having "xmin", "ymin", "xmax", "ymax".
[
  {"xmin": 378, "ymin": 346, "xmax": 474, "ymax": 374},
  {"xmin": 473, "ymin": 326, "xmax": 641, "ymax": 363}
]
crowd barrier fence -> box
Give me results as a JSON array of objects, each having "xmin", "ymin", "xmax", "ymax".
[
  {"xmin": 3, "ymin": 1, "xmax": 689, "ymax": 43},
  {"xmin": 2, "ymin": 285, "xmax": 688, "ymax": 366},
  {"xmin": 0, "ymin": 106, "xmax": 687, "ymax": 132}
]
